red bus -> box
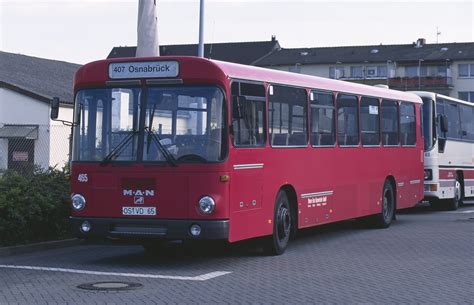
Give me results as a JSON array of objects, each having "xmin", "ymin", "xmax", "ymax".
[{"xmin": 59, "ymin": 56, "xmax": 424, "ymax": 254}]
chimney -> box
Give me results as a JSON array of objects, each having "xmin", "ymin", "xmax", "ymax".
[
  {"xmin": 136, "ymin": 0, "xmax": 159, "ymax": 57},
  {"xmin": 415, "ymin": 38, "xmax": 426, "ymax": 48},
  {"xmin": 271, "ymin": 35, "xmax": 276, "ymax": 42}
]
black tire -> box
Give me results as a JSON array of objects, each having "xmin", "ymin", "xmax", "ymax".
[
  {"xmin": 264, "ymin": 190, "xmax": 292, "ymax": 255},
  {"xmin": 446, "ymin": 174, "xmax": 463, "ymax": 211},
  {"xmin": 373, "ymin": 180, "xmax": 395, "ymax": 228}
]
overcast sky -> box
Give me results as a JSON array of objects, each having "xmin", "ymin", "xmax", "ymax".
[{"xmin": 1, "ymin": 0, "xmax": 473, "ymax": 64}]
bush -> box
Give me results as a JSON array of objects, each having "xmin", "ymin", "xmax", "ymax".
[{"xmin": 0, "ymin": 167, "xmax": 71, "ymax": 246}]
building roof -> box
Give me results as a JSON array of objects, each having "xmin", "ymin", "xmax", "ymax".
[
  {"xmin": 255, "ymin": 41, "xmax": 474, "ymax": 66},
  {"xmin": 107, "ymin": 38, "xmax": 281, "ymax": 65},
  {"xmin": 0, "ymin": 51, "xmax": 81, "ymax": 105}
]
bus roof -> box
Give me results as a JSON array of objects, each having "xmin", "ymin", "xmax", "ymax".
[
  {"xmin": 75, "ymin": 56, "xmax": 422, "ymax": 104},
  {"xmin": 411, "ymin": 91, "xmax": 473, "ymax": 106}
]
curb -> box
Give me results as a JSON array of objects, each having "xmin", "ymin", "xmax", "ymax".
[{"xmin": 0, "ymin": 238, "xmax": 83, "ymax": 257}]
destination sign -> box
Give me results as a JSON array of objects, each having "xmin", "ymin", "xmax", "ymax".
[{"xmin": 109, "ymin": 61, "xmax": 179, "ymax": 79}]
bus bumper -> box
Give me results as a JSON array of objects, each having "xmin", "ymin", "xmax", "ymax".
[{"xmin": 70, "ymin": 217, "xmax": 229, "ymax": 241}]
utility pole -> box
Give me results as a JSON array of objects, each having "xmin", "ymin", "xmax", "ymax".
[
  {"xmin": 137, "ymin": 0, "xmax": 159, "ymax": 57},
  {"xmin": 198, "ymin": 0, "xmax": 205, "ymax": 57}
]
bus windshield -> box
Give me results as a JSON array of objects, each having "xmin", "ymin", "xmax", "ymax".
[
  {"xmin": 72, "ymin": 86, "xmax": 226, "ymax": 163},
  {"xmin": 422, "ymin": 97, "xmax": 436, "ymax": 151}
]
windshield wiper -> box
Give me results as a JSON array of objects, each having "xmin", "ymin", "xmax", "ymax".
[
  {"xmin": 145, "ymin": 127, "xmax": 177, "ymax": 167},
  {"xmin": 145, "ymin": 103, "xmax": 177, "ymax": 166},
  {"xmin": 100, "ymin": 130, "xmax": 138, "ymax": 165}
]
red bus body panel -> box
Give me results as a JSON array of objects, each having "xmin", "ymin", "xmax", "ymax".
[{"xmin": 71, "ymin": 56, "xmax": 424, "ymax": 243}]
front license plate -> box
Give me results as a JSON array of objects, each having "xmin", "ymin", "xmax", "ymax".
[{"xmin": 122, "ymin": 207, "xmax": 157, "ymax": 216}]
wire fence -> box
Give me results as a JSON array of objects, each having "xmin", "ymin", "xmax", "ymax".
[{"xmin": 0, "ymin": 123, "xmax": 72, "ymax": 178}]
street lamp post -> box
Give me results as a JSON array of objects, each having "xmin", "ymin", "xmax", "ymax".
[
  {"xmin": 418, "ymin": 59, "xmax": 424, "ymax": 89},
  {"xmin": 386, "ymin": 60, "xmax": 392, "ymax": 86}
]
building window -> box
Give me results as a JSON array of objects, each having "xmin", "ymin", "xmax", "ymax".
[
  {"xmin": 329, "ymin": 67, "xmax": 345, "ymax": 79},
  {"xmin": 458, "ymin": 64, "xmax": 474, "ymax": 77},
  {"xmin": 377, "ymin": 66, "xmax": 387, "ymax": 78},
  {"xmin": 406, "ymin": 66, "xmax": 418, "ymax": 77},
  {"xmin": 459, "ymin": 92, "xmax": 474, "ymax": 103},
  {"xmin": 366, "ymin": 66, "xmax": 387, "ymax": 78},
  {"xmin": 350, "ymin": 66, "xmax": 363, "ymax": 78}
]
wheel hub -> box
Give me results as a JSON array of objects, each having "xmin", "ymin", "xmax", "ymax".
[{"xmin": 277, "ymin": 206, "xmax": 291, "ymax": 240}]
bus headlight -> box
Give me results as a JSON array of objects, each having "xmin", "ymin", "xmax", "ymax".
[
  {"xmin": 198, "ymin": 196, "xmax": 215, "ymax": 214},
  {"xmin": 71, "ymin": 194, "xmax": 86, "ymax": 211},
  {"xmin": 424, "ymin": 169, "xmax": 432, "ymax": 181}
]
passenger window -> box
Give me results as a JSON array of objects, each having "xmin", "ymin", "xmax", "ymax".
[
  {"xmin": 381, "ymin": 100, "xmax": 399, "ymax": 146},
  {"xmin": 268, "ymin": 85, "xmax": 308, "ymax": 146},
  {"xmin": 400, "ymin": 102, "xmax": 416, "ymax": 146},
  {"xmin": 310, "ymin": 91, "xmax": 336, "ymax": 146},
  {"xmin": 445, "ymin": 102, "xmax": 461, "ymax": 139},
  {"xmin": 231, "ymin": 82, "xmax": 266, "ymax": 147},
  {"xmin": 337, "ymin": 94, "xmax": 359, "ymax": 146},
  {"xmin": 360, "ymin": 97, "xmax": 380, "ymax": 146},
  {"xmin": 460, "ymin": 104, "xmax": 474, "ymax": 141}
]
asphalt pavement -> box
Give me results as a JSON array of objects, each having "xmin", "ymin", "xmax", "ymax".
[{"xmin": 1, "ymin": 202, "xmax": 473, "ymax": 305}]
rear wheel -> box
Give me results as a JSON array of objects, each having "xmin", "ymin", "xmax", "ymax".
[
  {"xmin": 373, "ymin": 180, "xmax": 395, "ymax": 228},
  {"xmin": 264, "ymin": 190, "xmax": 292, "ymax": 255},
  {"xmin": 446, "ymin": 174, "xmax": 462, "ymax": 211}
]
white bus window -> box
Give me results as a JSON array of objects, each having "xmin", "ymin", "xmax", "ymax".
[
  {"xmin": 460, "ymin": 104, "xmax": 474, "ymax": 141},
  {"xmin": 445, "ymin": 102, "xmax": 462, "ymax": 139}
]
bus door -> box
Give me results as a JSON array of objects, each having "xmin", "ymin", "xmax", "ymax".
[{"xmin": 229, "ymin": 81, "xmax": 267, "ymax": 241}]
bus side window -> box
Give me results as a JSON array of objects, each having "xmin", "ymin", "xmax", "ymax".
[
  {"xmin": 460, "ymin": 104, "xmax": 474, "ymax": 141},
  {"xmin": 231, "ymin": 82, "xmax": 266, "ymax": 147},
  {"xmin": 336, "ymin": 94, "xmax": 359, "ymax": 146},
  {"xmin": 268, "ymin": 85, "xmax": 308, "ymax": 147},
  {"xmin": 445, "ymin": 101, "xmax": 462, "ymax": 140},
  {"xmin": 310, "ymin": 91, "xmax": 336, "ymax": 146},
  {"xmin": 381, "ymin": 100, "xmax": 399, "ymax": 146},
  {"xmin": 360, "ymin": 96, "xmax": 380, "ymax": 146},
  {"xmin": 400, "ymin": 102, "xmax": 416, "ymax": 146}
]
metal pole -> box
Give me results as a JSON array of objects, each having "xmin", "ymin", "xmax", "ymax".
[{"xmin": 198, "ymin": 0, "xmax": 205, "ymax": 57}]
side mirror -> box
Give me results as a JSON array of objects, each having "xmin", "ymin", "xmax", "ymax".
[
  {"xmin": 232, "ymin": 95, "xmax": 246, "ymax": 119},
  {"xmin": 439, "ymin": 114, "xmax": 448, "ymax": 133},
  {"xmin": 51, "ymin": 97, "xmax": 60, "ymax": 120}
]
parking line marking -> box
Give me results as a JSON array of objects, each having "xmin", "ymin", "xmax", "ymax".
[
  {"xmin": 445, "ymin": 210, "xmax": 474, "ymax": 214},
  {"xmin": 0, "ymin": 265, "xmax": 231, "ymax": 281}
]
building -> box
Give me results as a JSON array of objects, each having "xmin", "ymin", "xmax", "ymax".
[
  {"xmin": 108, "ymin": 37, "xmax": 281, "ymax": 65},
  {"xmin": 0, "ymin": 51, "xmax": 80, "ymax": 174},
  {"xmin": 255, "ymin": 39, "xmax": 474, "ymax": 102}
]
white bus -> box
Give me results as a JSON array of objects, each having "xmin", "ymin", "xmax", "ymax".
[{"xmin": 414, "ymin": 92, "xmax": 474, "ymax": 210}]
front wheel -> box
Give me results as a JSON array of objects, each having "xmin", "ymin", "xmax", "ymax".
[
  {"xmin": 264, "ymin": 190, "xmax": 292, "ymax": 255},
  {"xmin": 373, "ymin": 180, "xmax": 395, "ymax": 228}
]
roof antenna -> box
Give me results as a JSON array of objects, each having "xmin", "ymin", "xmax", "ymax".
[{"xmin": 436, "ymin": 26, "xmax": 441, "ymax": 44}]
